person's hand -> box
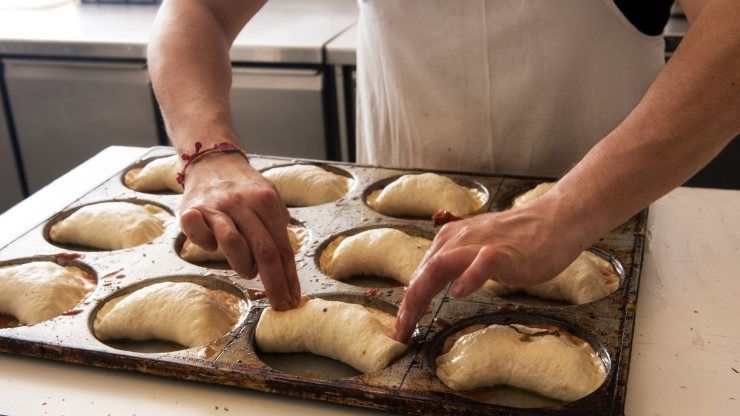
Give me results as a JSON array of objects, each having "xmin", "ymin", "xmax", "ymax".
[
  {"xmin": 391, "ymin": 201, "xmax": 585, "ymax": 343},
  {"xmin": 178, "ymin": 152, "xmax": 300, "ymax": 311}
]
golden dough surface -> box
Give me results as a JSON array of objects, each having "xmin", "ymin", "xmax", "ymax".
[
  {"xmin": 319, "ymin": 228, "xmax": 431, "ymax": 286},
  {"xmin": 50, "ymin": 202, "xmax": 170, "ymax": 250},
  {"xmin": 0, "ymin": 262, "xmax": 94, "ymax": 325},
  {"xmin": 94, "ymin": 281, "xmax": 244, "ymax": 348},
  {"xmin": 124, "ymin": 155, "xmax": 183, "ymax": 193},
  {"xmin": 255, "ymin": 297, "xmax": 406, "ymax": 374},
  {"xmin": 436, "ymin": 323, "xmax": 606, "ymax": 402},
  {"xmin": 263, "ymin": 164, "xmax": 350, "ymax": 206},
  {"xmin": 367, "ymin": 173, "xmax": 485, "ymax": 217}
]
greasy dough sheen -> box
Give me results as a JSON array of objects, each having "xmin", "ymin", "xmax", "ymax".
[
  {"xmin": 483, "ymin": 251, "xmax": 619, "ymax": 305},
  {"xmin": 0, "ymin": 262, "xmax": 94, "ymax": 325},
  {"xmin": 50, "ymin": 202, "xmax": 170, "ymax": 250},
  {"xmin": 180, "ymin": 225, "xmax": 307, "ymax": 263},
  {"xmin": 320, "ymin": 228, "xmax": 431, "ymax": 285},
  {"xmin": 436, "ymin": 324, "xmax": 606, "ymax": 402},
  {"xmin": 511, "ymin": 182, "xmax": 555, "ymax": 208},
  {"xmin": 367, "ymin": 173, "xmax": 484, "ymax": 217},
  {"xmin": 124, "ymin": 155, "xmax": 183, "ymax": 193},
  {"xmin": 263, "ymin": 164, "xmax": 350, "ymax": 206},
  {"xmin": 255, "ymin": 297, "xmax": 406, "ymax": 374},
  {"xmin": 94, "ymin": 281, "xmax": 243, "ymax": 348}
]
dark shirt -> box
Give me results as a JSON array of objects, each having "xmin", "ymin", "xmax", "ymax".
[{"xmin": 615, "ymin": 0, "xmax": 676, "ymax": 36}]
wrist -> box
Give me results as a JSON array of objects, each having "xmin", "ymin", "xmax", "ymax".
[
  {"xmin": 530, "ymin": 191, "xmax": 601, "ymax": 251},
  {"xmin": 176, "ymin": 141, "xmax": 250, "ymax": 188},
  {"xmin": 189, "ymin": 151, "xmax": 250, "ymax": 174}
]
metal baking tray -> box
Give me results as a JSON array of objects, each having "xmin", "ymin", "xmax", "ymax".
[{"xmin": 0, "ymin": 146, "xmax": 647, "ymax": 415}]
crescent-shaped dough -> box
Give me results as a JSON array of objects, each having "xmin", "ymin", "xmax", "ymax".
[
  {"xmin": 50, "ymin": 202, "xmax": 170, "ymax": 250},
  {"xmin": 367, "ymin": 173, "xmax": 485, "ymax": 217},
  {"xmin": 483, "ymin": 251, "xmax": 619, "ymax": 305},
  {"xmin": 436, "ymin": 324, "xmax": 606, "ymax": 402},
  {"xmin": 124, "ymin": 155, "xmax": 183, "ymax": 193},
  {"xmin": 94, "ymin": 281, "xmax": 244, "ymax": 348},
  {"xmin": 0, "ymin": 262, "xmax": 94, "ymax": 325},
  {"xmin": 180, "ymin": 225, "xmax": 307, "ymax": 263},
  {"xmin": 510, "ymin": 182, "xmax": 555, "ymax": 208},
  {"xmin": 319, "ymin": 228, "xmax": 431, "ymax": 286},
  {"xmin": 255, "ymin": 297, "xmax": 406, "ymax": 374},
  {"xmin": 263, "ymin": 165, "xmax": 350, "ymax": 206}
]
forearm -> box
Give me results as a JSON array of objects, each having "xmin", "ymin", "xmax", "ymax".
[
  {"xmin": 548, "ymin": 0, "xmax": 739, "ymax": 248},
  {"xmin": 148, "ymin": 0, "xmax": 266, "ymax": 153}
]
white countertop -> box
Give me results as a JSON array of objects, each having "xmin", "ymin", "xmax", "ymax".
[
  {"xmin": 0, "ymin": 146, "xmax": 738, "ymax": 415},
  {"xmin": 325, "ymin": 24, "xmax": 357, "ymax": 66},
  {"xmin": 0, "ymin": 0, "xmax": 358, "ymax": 63}
]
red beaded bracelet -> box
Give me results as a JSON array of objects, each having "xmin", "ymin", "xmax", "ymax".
[{"xmin": 175, "ymin": 141, "xmax": 249, "ymax": 187}]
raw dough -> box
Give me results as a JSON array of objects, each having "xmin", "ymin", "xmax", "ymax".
[
  {"xmin": 180, "ymin": 224, "xmax": 307, "ymax": 263},
  {"xmin": 319, "ymin": 228, "xmax": 431, "ymax": 286},
  {"xmin": 49, "ymin": 202, "xmax": 170, "ymax": 250},
  {"xmin": 94, "ymin": 281, "xmax": 244, "ymax": 348},
  {"xmin": 510, "ymin": 182, "xmax": 555, "ymax": 208},
  {"xmin": 367, "ymin": 173, "xmax": 485, "ymax": 217},
  {"xmin": 0, "ymin": 262, "xmax": 94, "ymax": 325},
  {"xmin": 436, "ymin": 324, "xmax": 606, "ymax": 402},
  {"xmin": 124, "ymin": 155, "xmax": 183, "ymax": 193},
  {"xmin": 263, "ymin": 164, "xmax": 350, "ymax": 206},
  {"xmin": 255, "ymin": 297, "xmax": 406, "ymax": 374},
  {"xmin": 483, "ymin": 251, "xmax": 619, "ymax": 305}
]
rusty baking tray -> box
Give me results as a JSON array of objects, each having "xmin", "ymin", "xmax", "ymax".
[{"xmin": 0, "ymin": 146, "xmax": 647, "ymax": 415}]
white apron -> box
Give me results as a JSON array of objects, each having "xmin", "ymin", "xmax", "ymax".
[{"xmin": 355, "ymin": 0, "xmax": 665, "ymax": 177}]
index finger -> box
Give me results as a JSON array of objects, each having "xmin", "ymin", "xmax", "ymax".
[
  {"xmin": 229, "ymin": 208, "xmax": 293, "ymax": 311},
  {"xmin": 253, "ymin": 193, "xmax": 301, "ymax": 307},
  {"xmin": 391, "ymin": 246, "xmax": 480, "ymax": 343}
]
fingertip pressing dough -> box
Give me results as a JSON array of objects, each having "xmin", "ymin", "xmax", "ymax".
[
  {"xmin": 180, "ymin": 224, "xmax": 307, "ymax": 263},
  {"xmin": 49, "ymin": 202, "xmax": 170, "ymax": 250},
  {"xmin": 436, "ymin": 324, "xmax": 606, "ymax": 402},
  {"xmin": 483, "ymin": 251, "xmax": 619, "ymax": 305},
  {"xmin": 94, "ymin": 281, "xmax": 244, "ymax": 348},
  {"xmin": 263, "ymin": 164, "xmax": 350, "ymax": 206},
  {"xmin": 367, "ymin": 173, "xmax": 485, "ymax": 217},
  {"xmin": 510, "ymin": 182, "xmax": 555, "ymax": 208},
  {"xmin": 255, "ymin": 297, "xmax": 407, "ymax": 374},
  {"xmin": 319, "ymin": 228, "xmax": 431, "ymax": 286},
  {"xmin": 0, "ymin": 262, "xmax": 94, "ymax": 325},
  {"xmin": 124, "ymin": 155, "xmax": 183, "ymax": 193}
]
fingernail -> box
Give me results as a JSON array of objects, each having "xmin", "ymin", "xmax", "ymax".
[{"xmin": 451, "ymin": 282, "xmax": 465, "ymax": 298}]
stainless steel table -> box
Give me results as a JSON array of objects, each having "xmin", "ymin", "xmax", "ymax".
[{"xmin": 0, "ymin": 0, "xmax": 358, "ymax": 63}]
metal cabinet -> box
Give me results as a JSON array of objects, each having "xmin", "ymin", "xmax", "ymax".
[
  {"xmin": 0, "ymin": 97, "xmax": 23, "ymax": 213},
  {"xmin": 3, "ymin": 59, "xmax": 159, "ymax": 192},
  {"xmin": 229, "ymin": 67, "xmax": 326, "ymax": 159}
]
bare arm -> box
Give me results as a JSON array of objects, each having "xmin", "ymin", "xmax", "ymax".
[
  {"xmin": 149, "ymin": 0, "xmax": 263, "ymax": 147},
  {"xmin": 393, "ymin": 0, "xmax": 739, "ymax": 342},
  {"xmin": 149, "ymin": 0, "xmax": 301, "ymax": 311},
  {"xmin": 545, "ymin": 0, "xmax": 738, "ymax": 251}
]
